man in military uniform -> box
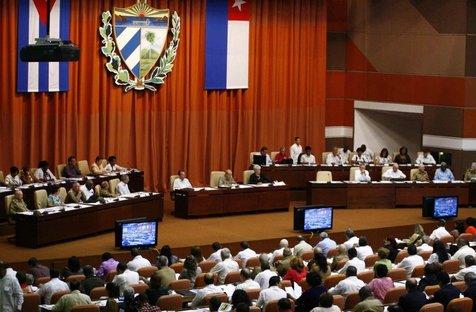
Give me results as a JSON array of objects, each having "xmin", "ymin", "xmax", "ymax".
[
  {"xmin": 9, "ymin": 190, "xmax": 29, "ymax": 223},
  {"xmin": 411, "ymin": 165, "xmax": 430, "ymax": 182}
]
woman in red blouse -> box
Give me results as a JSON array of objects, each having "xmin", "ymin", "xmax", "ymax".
[{"xmin": 284, "ymin": 257, "xmax": 308, "ymax": 285}]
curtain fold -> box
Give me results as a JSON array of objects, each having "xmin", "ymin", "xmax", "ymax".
[{"xmin": 0, "ymin": 0, "xmax": 327, "ymax": 190}]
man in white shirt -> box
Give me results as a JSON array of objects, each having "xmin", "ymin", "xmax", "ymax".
[
  {"xmin": 343, "ymin": 229, "xmax": 360, "ymax": 250},
  {"xmin": 330, "ymin": 266, "xmax": 366, "ymax": 297},
  {"xmin": 360, "ymin": 144, "xmax": 374, "ymax": 161},
  {"xmin": 429, "ymin": 220, "xmax": 451, "ymax": 242},
  {"xmin": 417, "ymin": 236, "xmax": 433, "ymax": 254},
  {"xmin": 300, "ymin": 146, "xmax": 316, "ymax": 165},
  {"xmin": 382, "ymin": 163, "xmax": 406, "ymax": 181},
  {"xmin": 339, "ymin": 146, "xmax": 351, "ymax": 165},
  {"xmin": 172, "ymin": 170, "xmax": 193, "ymax": 191},
  {"xmin": 452, "ymin": 240, "xmax": 476, "ymax": 269},
  {"xmin": 453, "ymin": 255, "xmax": 476, "ymax": 281},
  {"xmin": 105, "ymin": 155, "xmax": 126, "ymax": 172},
  {"xmin": 34, "ymin": 161, "xmax": 56, "ymax": 182},
  {"xmin": 415, "ymin": 150, "xmax": 436, "ymax": 165},
  {"xmin": 396, "ymin": 245, "xmax": 424, "ymax": 278},
  {"xmin": 270, "ymin": 239, "xmax": 289, "ymax": 264},
  {"xmin": 112, "ymin": 262, "xmax": 140, "ymax": 287},
  {"xmin": 208, "ymin": 242, "xmax": 223, "ymax": 263},
  {"xmin": 38, "ymin": 269, "xmax": 70, "ymax": 304},
  {"xmin": 351, "ymin": 148, "xmax": 370, "ymax": 165},
  {"xmin": 355, "ymin": 164, "xmax": 371, "ymax": 182},
  {"xmin": 254, "ymin": 260, "xmax": 278, "ymax": 289},
  {"xmin": 236, "ymin": 268, "xmax": 261, "ymax": 290},
  {"xmin": 256, "ymin": 276, "xmax": 287, "ymax": 308},
  {"xmin": 80, "ymin": 181, "xmax": 95, "ymax": 202},
  {"xmin": 234, "ymin": 241, "xmax": 257, "ymax": 267},
  {"xmin": 190, "ymin": 273, "xmax": 224, "ymax": 308},
  {"xmin": 290, "ymin": 137, "xmax": 303, "ymax": 164},
  {"xmin": 116, "ymin": 175, "xmax": 132, "ymax": 195},
  {"xmin": 258, "ymin": 146, "xmax": 273, "ymax": 166},
  {"xmin": 126, "ymin": 248, "xmax": 151, "ymax": 271},
  {"xmin": 356, "ymin": 237, "xmax": 374, "ymax": 261},
  {"xmin": 339, "ymin": 248, "xmax": 365, "ymax": 274},
  {"xmin": 294, "ymin": 235, "xmax": 313, "ymax": 257},
  {"xmin": 5, "ymin": 166, "xmax": 22, "ymax": 187},
  {"xmin": 0, "ymin": 262, "xmax": 24, "ymax": 312},
  {"xmin": 210, "ymin": 248, "xmax": 239, "ymax": 284},
  {"xmin": 326, "ymin": 147, "xmax": 342, "ymax": 166}
]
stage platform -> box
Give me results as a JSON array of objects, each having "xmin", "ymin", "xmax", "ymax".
[{"xmin": 1, "ymin": 199, "xmax": 474, "ymax": 269}]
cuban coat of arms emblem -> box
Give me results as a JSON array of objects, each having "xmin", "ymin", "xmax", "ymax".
[{"xmin": 99, "ymin": 0, "xmax": 180, "ymax": 91}]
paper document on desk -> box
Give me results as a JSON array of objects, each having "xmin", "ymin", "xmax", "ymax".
[
  {"xmin": 193, "ymin": 187, "xmax": 204, "ymax": 191},
  {"xmin": 238, "ymin": 185, "xmax": 253, "ymax": 189},
  {"xmin": 273, "ymin": 181, "xmax": 286, "ymax": 186}
]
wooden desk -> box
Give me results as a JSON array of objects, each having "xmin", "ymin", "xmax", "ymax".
[
  {"xmin": 14, "ymin": 193, "xmax": 163, "ymax": 248},
  {"xmin": 306, "ymin": 181, "xmax": 471, "ymax": 209},
  {"xmin": 174, "ymin": 185, "xmax": 290, "ymax": 218}
]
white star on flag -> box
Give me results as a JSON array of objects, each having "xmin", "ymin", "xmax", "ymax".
[{"xmin": 232, "ymin": 0, "xmax": 246, "ymax": 11}]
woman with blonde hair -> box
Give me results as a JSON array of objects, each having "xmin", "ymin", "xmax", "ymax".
[{"xmin": 284, "ymin": 257, "xmax": 307, "ymax": 284}]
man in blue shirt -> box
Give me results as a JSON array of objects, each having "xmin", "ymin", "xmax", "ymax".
[
  {"xmin": 434, "ymin": 162, "xmax": 455, "ymax": 181},
  {"xmin": 316, "ymin": 232, "xmax": 337, "ymax": 257}
]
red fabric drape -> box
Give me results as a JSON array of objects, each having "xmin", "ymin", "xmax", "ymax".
[{"xmin": 0, "ymin": 0, "xmax": 326, "ymax": 190}]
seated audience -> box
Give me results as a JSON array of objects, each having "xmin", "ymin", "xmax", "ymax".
[
  {"xmin": 311, "ymin": 292, "xmax": 341, "ymax": 312},
  {"xmin": 284, "ymin": 257, "xmax": 307, "ymax": 285},
  {"xmin": 464, "ymin": 162, "xmax": 476, "ymax": 181},
  {"xmin": 190, "ymin": 273, "xmax": 223, "ymax": 308},
  {"xmin": 112, "ymin": 262, "xmax": 139, "ymax": 289},
  {"xmin": 352, "ymin": 286, "xmax": 384, "ymax": 312},
  {"xmin": 434, "ymin": 162, "xmax": 455, "ymax": 181},
  {"xmin": 97, "ymin": 252, "xmax": 119, "ymax": 279},
  {"xmin": 416, "ymin": 150, "xmax": 436, "ymax": 165},
  {"xmin": 38, "ymin": 268, "xmax": 70, "ymax": 304},
  {"xmin": 376, "ymin": 148, "xmax": 392, "ymax": 165},
  {"xmin": 209, "ymin": 297, "xmax": 223, "ymax": 312},
  {"xmin": 351, "ymin": 148, "xmax": 368, "ymax": 165},
  {"xmin": 463, "ymin": 272, "xmax": 476, "ymax": 309},
  {"xmin": 330, "ymin": 266, "xmax": 365, "ymax": 297},
  {"xmin": 356, "ymin": 236, "xmax": 373, "ymax": 261},
  {"xmin": 429, "ymin": 219, "xmax": 451, "ymax": 242},
  {"xmin": 295, "ymin": 271, "xmax": 326, "ymax": 312},
  {"xmin": 411, "ymin": 165, "xmax": 430, "ymax": 182},
  {"xmin": 418, "ymin": 263, "xmax": 441, "ymax": 291},
  {"xmin": 391, "ymin": 278, "xmax": 427, "ymax": 312},
  {"xmin": 9, "ymin": 190, "xmax": 29, "ymax": 223},
  {"xmin": 316, "ymin": 232, "xmax": 337, "ymax": 258},
  {"xmin": 235, "ymin": 241, "xmax": 257, "ymax": 267},
  {"xmin": 62, "ymin": 156, "xmax": 82, "ymax": 178},
  {"xmin": 210, "ymin": 248, "xmax": 239, "ymax": 284},
  {"xmin": 145, "ymin": 272, "xmax": 169, "ymax": 306},
  {"xmin": 417, "ymin": 236, "xmax": 433, "ymax": 254},
  {"xmin": 173, "ymin": 170, "xmax": 193, "ymax": 190},
  {"xmin": 0, "ymin": 263, "xmax": 24, "ymax": 312},
  {"xmin": 360, "ymin": 144, "xmax": 374, "ymax": 160},
  {"xmin": 431, "ymin": 271, "xmax": 460, "ymax": 308},
  {"xmin": 339, "ymin": 146, "xmax": 351, "ymax": 165},
  {"xmin": 326, "ymin": 147, "xmax": 343, "ymax": 166},
  {"xmin": 394, "ymin": 146, "xmax": 411, "ymax": 164},
  {"xmin": 258, "ymin": 146, "xmax": 273, "ymax": 166},
  {"xmin": 116, "ymin": 175, "xmax": 131, "ymax": 195},
  {"xmin": 27, "ymin": 257, "xmax": 50, "ymax": 279},
  {"xmin": 454, "ymin": 255, "xmax": 476, "ymax": 281},
  {"xmin": 236, "ymin": 268, "xmax": 260, "ymax": 290},
  {"xmin": 383, "ymin": 237, "xmax": 400, "ymax": 263},
  {"xmin": 276, "ymin": 248, "xmax": 294, "ymax": 277},
  {"xmin": 105, "ymin": 155, "xmax": 125, "ymax": 172},
  {"xmin": 249, "ymin": 165, "xmax": 270, "ymax": 184},
  {"xmin": 179, "ymin": 255, "xmax": 202, "ymax": 288},
  {"xmin": 66, "ymin": 182, "xmax": 86, "ymax": 204},
  {"xmin": 80, "ymin": 181, "xmax": 96, "ymax": 202},
  {"xmin": 256, "ymin": 276, "xmax": 287, "ymax": 308},
  {"xmin": 290, "ymin": 137, "xmax": 303, "ymax": 164},
  {"xmin": 339, "ymin": 248, "xmax": 365, "ymax": 275},
  {"xmin": 34, "ymin": 160, "xmax": 56, "ymax": 182},
  {"xmin": 308, "ymin": 251, "xmax": 331, "ymax": 281},
  {"xmin": 47, "ymin": 186, "xmax": 63, "ymax": 207},
  {"xmin": 62, "ymin": 256, "xmax": 83, "ymax": 278},
  {"xmin": 231, "ymin": 289, "xmax": 252, "ymax": 309},
  {"xmin": 294, "ymin": 235, "xmax": 313, "ymax": 258},
  {"xmin": 160, "ymin": 245, "xmax": 179, "ymax": 265},
  {"xmin": 270, "ymin": 239, "xmax": 290, "ymax": 264},
  {"xmin": 255, "ymin": 260, "xmax": 278, "ymax": 289},
  {"xmin": 382, "ymin": 163, "xmax": 406, "ymax": 181},
  {"xmin": 452, "ymin": 239, "xmax": 476, "ymax": 269},
  {"xmin": 218, "ymin": 169, "xmax": 236, "ymax": 187},
  {"xmin": 299, "ymin": 146, "xmax": 316, "ymax": 165},
  {"xmin": 19, "ymin": 166, "xmax": 34, "ymax": 184},
  {"xmin": 5, "ymin": 166, "xmax": 22, "ymax": 187},
  {"xmin": 208, "ymin": 242, "xmax": 223, "ymax": 263},
  {"xmin": 52, "ymin": 280, "xmax": 91, "ymax": 312},
  {"xmin": 127, "ymin": 248, "xmax": 152, "ymax": 272},
  {"xmin": 81, "ymin": 265, "xmax": 104, "ymax": 296},
  {"xmin": 354, "ymin": 164, "xmax": 371, "ymax": 182},
  {"xmin": 135, "ymin": 293, "xmax": 160, "ymax": 312},
  {"xmin": 190, "ymin": 246, "xmax": 205, "ymax": 262},
  {"xmin": 90, "ymin": 156, "xmax": 106, "ymax": 175},
  {"xmin": 278, "ymin": 298, "xmax": 295, "ymax": 312},
  {"xmin": 16, "ymin": 271, "xmax": 38, "ymax": 294},
  {"xmin": 343, "ymin": 229, "xmax": 359, "ymax": 250},
  {"xmin": 368, "ymin": 264, "xmax": 394, "ymax": 301},
  {"xmin": 99, "ymin": 181, "xmax": 115, "ymax": 197},
  {"xmin": 396, "ymin": 245, "xmax": 424, "ymax": 278},
  {"xmin": 373, "ymin": 248, "xmax": 392, "ymax": 272},
  {"xmin": 427, "ymin": 240, "xmax": 450, "ymax": 264}
]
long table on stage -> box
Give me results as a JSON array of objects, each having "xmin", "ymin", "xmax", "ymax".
[
  {"xmin": 14, "ymin": 192, "xmax": 163, "ymax": 248},
  {"xmin": 0, "ymin": 170, "xmax": 144, "ymax": 222},
  {"xmin": 261, "ymin": 165, "xmax": 438, "ymax": 191},
  {"xmin": 174, "ymin": 185, "xmax": 290, "ymax": 218},
  {"xmin": 306, "ymin": 181, "xmax": 474, "ymax": 209}
]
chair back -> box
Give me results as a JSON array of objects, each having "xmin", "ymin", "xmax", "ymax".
[
  {"xmin": 364, "ymin": 254, "xmax": 379, "ymax": 268},
  {"xmin": 199, "ymin": 260, "xmax": 216, "ymax": 273},
  {"xmin": 245, "ymin": 288, "xmax": 261, "ymax": 300},
  {"xmin": 388, "ymin": 268, "xmax": 407, "ymax": 281},
  {"xmin": 438, "ymin": 235, "xmax": 454, "ymax": 245},
  {"xmin": 245, "ymin": 256, "xmax": 260, "ymax": 267},
  {"xmin": 90, "ymin": 287, "xmax": 107, "ymax": 300},
  {"xmin": 56, "ymin": 164, "xmax": 66, "ymax": 178},
  {"xmin": 395, "ymin": 250, "xmax": 409, "ymax": 263},
  {"xmin": 410, "ymin": 168, "xmax": 419, "ymax": 179},
  {"xmin": 383, "ymin": 287, "xmax": 407, "ymax": 304},
  {"xmin": 324, "ymin": 274, "xmax": 346, "ymax": 289},
  {"xmin": 131, "ymin": 283, "xmax": 149, "ymax": 294},
  {"xmin": 327, "ymin": 248, "xmax": 339, "ymax": 258},
  {"xmin": 446, "ymin": 297, "xmax": 473, "ymax": 312},
  {"xmin": 169, "ymin": 175, "xmax": 179, "ymax": 190},
  {"xmin": 5, "ymin": 194, "xmax": 14, "ymax": 220},
  {"xmin": 78, "ymin": 160, "xmax": 90, "ymax": 175},
  {"xmin": 357, "ymin": 270, "xmax": 374, "ymax": 284},
  {"xmin": 105, "ymin": 270, "xmax": 117, "ymax": 283},
  {"xmin": 194, "ymin": 273, "xmax": 218, "ymax": 288},
  {"xmin": 34, "ymin": 189, "xmax": 48, "ymax": 209},
  {"xmin": 67, "ymin": 274, "xmax": 86, "ymax": 283},
  {"xmin": 169, "ymin": 279, "xmax": 191, "ymax": 291},
  {"xmin": 322, "ymin": 152, "xmax": 331, "ymax": 164},
  {"xmin": 419, "ymin": 250, "xmax": 432, "ymax": 261},
  {"xmin": 210, "ymin": 171, "xmax": 225, "ymax": 187},
  {"xmin": 452, "ymin": 281, "xmax": 467, "ymax": 292},
  {"xmin": 35, "ymin": 276, "xmax": 51, "ymax": 286},
  {"xmin": 203, "ymin": 293, "xmax": 228, "ymax": 305},
  {"xmin": 333, "ymin": 295, "xmax": 345, "ymax": 311},
  {"xmin": 381, "ymin": 166, "xmax": 392, "ymax": 179},
  {"xmin": 224, "ymin": 271, "xmax": 241, "ymax": 284},
  {"xmin": 70, "ymin": 305, "xmax": 100, "ymax": 312},
  {"xmin": 270, "ymin": 151, "xmax": 279, "ymax": 161},
  {"xmin": 443, "ymin": 259, "xmax": 460, "ymax": 274},
  {"xmin": 94, "ymin": 185, "xmax": 100, "ymax": 196},
  {"xmin": 21, "ymin": 293, "xmax": 41, "ymax": 312},
  {"xmin": 411, "ymin": 265, "xmax": 425, "ymax": 278},
  {"xmin": 344, "ymin": 292, "xmax": 361, "ymax": 310},
  {"xmin": 458, "ymin": 233, "xmax": 475, "ymax": 242},
  {"xmin": 58, "ymin": 187, "xmax": 67, "ymax": 203},
  {"xmin": 419, "ymin": 303, "xmax": 444, "ymax": 312},
  {"xmin": 249, "ymin": 152, "xmax": 261, "ymax": 164},
  {"xmin": 51, "ymin": 290, "xmax": 70, "ymax": 304},
  {"xmin": 424, "ymin": 285, "xmax": 440, "ymax": 296},
  {"xmin": 301, "ymin": 250, "xmax": 314, "ymax": 261},
  {"xmin": 158, "ymin": 294, "xmax": 183, "ymax": 311},
  {"xmin": 137, "ymin": 266, "xmax": 158, "ymax": 278},
  {"xmin": 349, "ymin": 167, "xmax": 359, "ymax": 181},
  {"xmin": 109, "ymin": 178, "xmax": 120, "ymax": 195},
  {"xmin": 264, "ymin": 300, "xmax": 280, "ymax": 312},
  {"xmin": 170, "ymin": 262, "xmax": 184, "ymax": 273},
  {"xmin": 243, "ymin": 170, "xmax": 254, "ymax": 184},
  {"xmin": 0, "ymin": 170, "xmax": 4, "ymax": 184},
  {"xmin": 250, "ymin": 307, "xmax": 261, "ymax": 312}
]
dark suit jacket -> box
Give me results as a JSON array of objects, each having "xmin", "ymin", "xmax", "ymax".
[
  {"xmin": 463, "ymin": 282, "xmax": 476, "ymax": 312},
  {"xmin": 398, "ymin": 290, "xmax": 427, "ymax": 312},
  {"xmin": 81, "ymin": 276, "xmax": 105, "ymax": 296},
  {"xmin": 295, "ymin": 285, "xmax": 327, "ymax": 312},
  {"xmin": 432, "ymin": 284, "xmax": 460, "ymax": 308},
  {"xmin": 249, "ymin": 173, "xmax": 270, "ymax": 184}
]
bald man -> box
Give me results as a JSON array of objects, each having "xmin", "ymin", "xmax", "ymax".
[
  {"xmin": 218, "ymin": 169, "xmax": 236, "ymax": 188},
  {"xmin": 383, "ymin": 163, "xmax": 406, "ymax": 181}
]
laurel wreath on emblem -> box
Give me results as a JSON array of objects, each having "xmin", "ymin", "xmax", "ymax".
[{"xmin": 99, "ymin": 11, "xmax": 180, "ymax": 92}]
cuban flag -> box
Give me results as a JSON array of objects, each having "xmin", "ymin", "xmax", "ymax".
[
  {"xmin": 17, "ymin": 0, "xmax": 71, "ymax": 93},
  {"xmin": 205, "ymin": 0, "xmax": 250, "ymax": 90}
]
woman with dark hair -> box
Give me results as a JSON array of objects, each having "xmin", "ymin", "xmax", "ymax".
[
  {"xmin": 145, "ymin": 272, "xmax": 169, "ymax": 306},
  {"xmin": 34, "ymin": 160, "xmax": 56, "ymax": 182},
  {"xmin": 418, "ymin": 263, "xmax": 441, "ymax": 291},
  {"xmin": 179, "ymin": 255, "xmax": 202, "ymax": 287},
  {"xmin": 61, "ymin": 256, "xmax": 83, "ymax": 278},
  {"xmin": 384, "ymin": 237, "xmax": 400, "ymax": 263},
  {"xmin": 394, "ymin": 146, "xmax": 411, "ymax": 164},
  {"xmin": 19, "ymin": 166, "xmax": 34, "ymax": 184},
  {"xmin": 427, "ymin": 240, "xmax": 450, "ymax": 264},
  {"xmin": 103, "ymin": 282, "xmax": 120, "ymax": 312},
  {"xmin": 376, "ymin": 148, "xmax": 393, "ymax": 165},
  {"xmin": 159, "ymin": 245, "xmax": 179, "ymax": 265},
  {"xmin": 308, "ymin": 252, "xmax": 331, "ymax": 281},
  {"xmin": 190, "ymin": 246, "xmax": 205, "ymax": 262},
  {"xmin": 231, "ymin": 289, "xmax": 251, "ymax": 308},
  {"xmin": 296, "ymin": 271, "xmax": 326, "ymax": 312}
]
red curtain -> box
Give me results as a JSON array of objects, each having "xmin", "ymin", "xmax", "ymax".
[{"xmin": 0, "ymin": 0, "xmax": 327, "ymax": 190}]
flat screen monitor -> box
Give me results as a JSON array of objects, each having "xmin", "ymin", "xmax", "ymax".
[
  {"xmin": 294, "ymin": 206, "xmax": 333, "ymax": 232},
  {"xmin": 115, "ymin": 218, "xmax": 158, "ymax": 249},
  {"xmin": 253, "ymin": 155, "xmax": 266, "ymax": 166},
  {"xmin": 433, "ymin": 196, "xmax": 458, "ymax": 218}
]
